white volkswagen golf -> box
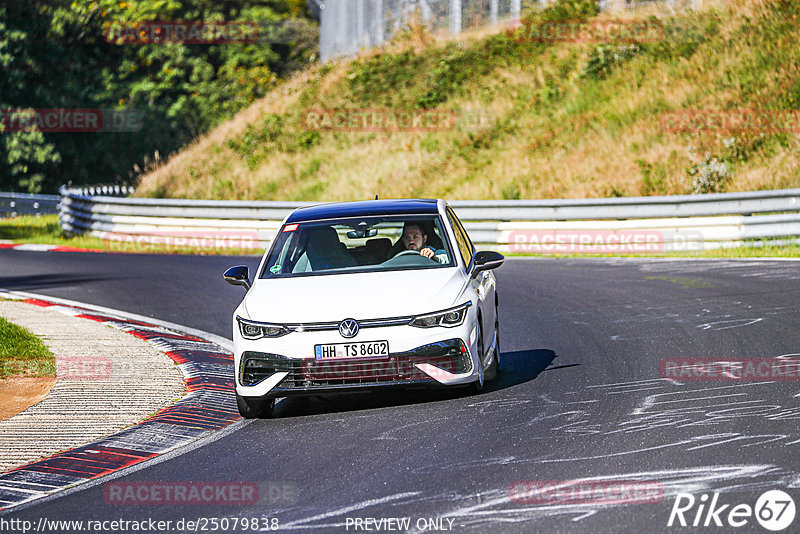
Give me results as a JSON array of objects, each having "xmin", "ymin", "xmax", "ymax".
[{"xmin": 224, "ymin": 199, "xmax": 503, "ymax": 418}]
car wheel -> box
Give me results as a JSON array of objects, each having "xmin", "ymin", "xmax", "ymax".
[
  {"xmin": 236, "ymin": 394, "xmax": 275, "ymax": 419},
  {"xmin": 485, "ymin": 294, "xmax": 500, "ymax": 381},
  {"xmin": 470, "ymin": 318, "xmax": 485, "ymax": 394},
  {"xmin": 484, "ymin": 344, "xmax": 498, "ymax": 382}
]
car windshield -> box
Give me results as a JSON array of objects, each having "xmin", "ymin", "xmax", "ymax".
[{"xmin": 260, "ymin": 215, "xmax": 454, "ymax": 278}]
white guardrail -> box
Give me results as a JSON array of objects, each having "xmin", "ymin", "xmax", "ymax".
[
  {"xmin": 0, "ymin": 192, "xmax": 60, "ymax": 218},
  {"xmin": 57, "ymin": 186, "xmax": 800, "ymax": 253}
]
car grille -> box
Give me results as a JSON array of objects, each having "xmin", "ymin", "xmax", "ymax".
[{"xmin": 240, "ymin": 339, "xmax": 471, "ymax": 390}]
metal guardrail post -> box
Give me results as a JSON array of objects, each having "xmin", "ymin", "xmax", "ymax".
[
  {"xmin": 420, "ymin": 0, "xmax": 433, "ymax": 23},
  {"xmin": 374, "ymin": 0, "xmax": 384, "ymax": 43},
  {"xmin": 321, "ymin": 0, "xmax": 692, "ymax": 62},
  {"xmin": 511, "ymin": 0, "xmax": 521, "ymax": 20},
  {"xmin": 357, "ymin": 0, "xmax": 366, "ymax": 47},
  {"xmin": 450, "ymin": 0, "xmax": 462, "ymax": 34}
]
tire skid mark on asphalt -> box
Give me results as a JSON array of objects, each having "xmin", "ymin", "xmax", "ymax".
[
  {"xmin": 564, "ymin": 298, "xmax": 793, "ymax": 341},
  {"xmin": 686, "ymin": 433, "xmax": 790, "ymax": 451},
  {"xmin": 633, "ymin": 260, "xmax": 800, "ymax": 281},
  {"xmin": 421, "ymin": 465, "xmax": 790, "ymax": 530},
  {"xmin": 583, "ymin": 378, "xmax": 669, "ymax": 395},
  {"xmin": 404, "ymin": 376, "xmax": 800, "ymax": 517},
  {"xmin": 276, "ymin": 491, "xmax": 423, "ymax": 530},
  {"xmin": 586, "ymin": 378, "xmax": 667, "ymax": 388},
  {"xmin": 0, "ymin": 296, "xmax": 240, "ymax": 511},
  {"xmin": 372, "ymin": 419, "xmax": 434, "ymax": 441},
  {"xmin": 272, "ymin": 464, "xmax": 793, "ymax": 531},
  {"xmin": 696, "ymin": 318, "xmax": 764, "ymax": 330}
]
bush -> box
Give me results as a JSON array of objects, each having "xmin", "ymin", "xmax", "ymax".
[
  {"xmin": 646, "ymin": 14, "xmax": 718, "ymax": 61},
  {"xmin": 226, "ymin": 114, "xmax": 284, "ymax": 156},
  {"xmin": 686, "ymin": 145, "xmax": 732, "ymax": 194},
  {"xmin": 638, "ymin": 160, "xmax": 667, "ymax": 196},
  {"xmin": 582, "ymin": 44, "xmax": 642, "ymax": 80},
  {"xmin": 297, "ymin": 130, "xmax": 320, "ymax": 150},
  {"xmin": 536, "ymin": 0, "xmax": 599, "ymax": 23}
]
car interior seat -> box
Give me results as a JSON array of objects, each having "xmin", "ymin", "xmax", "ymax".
[
  {"xmin": 304, "ymin": 226, "xmax": 358, "ymax": 270},
  {"xmin": 365, "ymin": 237, "xmax": 392, "ymax": 264}
]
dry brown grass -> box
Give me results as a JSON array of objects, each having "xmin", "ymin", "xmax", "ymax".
[
  {"xmin": 136, "ymin": 64, "xmax": 325, "ymax": 197},
  {"xmin": 135, "ymin": 0, "xmax": 800, "ymax": 201}
]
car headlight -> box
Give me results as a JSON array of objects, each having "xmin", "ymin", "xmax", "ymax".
[
  {"xmin": 409, "ymin": 302, "xmax": 471, "ymax": 328},
  {"xmin": 237, "ymin": 316, "xmax": 292, "ymax": 339}
]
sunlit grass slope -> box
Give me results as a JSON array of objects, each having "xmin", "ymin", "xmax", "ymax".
[{"xmin": 136, "ymin": 0, "xmax": 800, "ymax": 201}]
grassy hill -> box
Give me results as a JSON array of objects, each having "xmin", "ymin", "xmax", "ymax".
[{"xmin": 135, "ymin": 0, "xmax": 800, "ymax": 201}]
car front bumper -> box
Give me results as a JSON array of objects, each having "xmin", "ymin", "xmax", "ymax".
[{"xmin": 235, "ymin": 337, "xmax": 477, "ymax": 398}]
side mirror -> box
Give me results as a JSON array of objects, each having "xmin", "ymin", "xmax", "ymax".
[
  {"xmin": 472, "ymin": 251, "xmax": 504, "ymax": 277},
  {"xmin": 224, "ymin": 265, "xmax": 251, "ymax": 291}
]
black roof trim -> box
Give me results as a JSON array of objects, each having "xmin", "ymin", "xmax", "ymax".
[{"xmin": 286, "ymin": 199, "xmax": 440, "ymax": 223}]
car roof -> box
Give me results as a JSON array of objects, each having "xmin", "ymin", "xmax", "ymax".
[{"xmin": 285, "ymin": 199, "xmax": 441, "ymax": 224}]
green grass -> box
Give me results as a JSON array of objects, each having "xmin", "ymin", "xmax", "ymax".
[
  {"xmin": 0, "ymin": 317, "xmax": 55, "ymax": 378},
  {"xmin": 506, "ymin": 242, "xmax": 800, "ymax": 258},
  {"xmin": 0, "ymin": 215, "xmax": 265, "ymax": 256},
  {"xmin": 0, "ymin": 215, "xmax": 63, "ymax": 242}
]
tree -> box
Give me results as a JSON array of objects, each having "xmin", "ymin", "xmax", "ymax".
[{"xmin": 0, "ymin": 0, "xmax": 318, "ymax": 193}]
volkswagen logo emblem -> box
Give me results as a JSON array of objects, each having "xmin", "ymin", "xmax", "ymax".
[{"xmin": 338, "ymin": 318, "xmax": 359, "ymax": 338}]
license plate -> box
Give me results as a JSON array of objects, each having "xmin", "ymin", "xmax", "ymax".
[{"xmin": 314, "ymin": 340, "xmax": 389, "ymax": 361}]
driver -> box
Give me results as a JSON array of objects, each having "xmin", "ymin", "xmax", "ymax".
[{"xmin": 398, "ymin": 222, "xmax": 446, "ymax": 261}]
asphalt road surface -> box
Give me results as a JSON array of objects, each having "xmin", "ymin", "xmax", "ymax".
[{"xmin": 1, "ymin": 251, "xmax": 799, "ymax": 533}]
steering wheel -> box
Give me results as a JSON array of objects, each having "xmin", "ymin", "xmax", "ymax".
[
  {"xmin": 392, "ymin": 249, "xmax": 438, "ymax": 263},
  {"xmin": 394, "ymin": 250, "xmax": 422, "ymax": 258}
]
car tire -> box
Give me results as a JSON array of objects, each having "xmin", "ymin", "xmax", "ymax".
[
  {"xmin": 236, "ymin": 394, "xmax": 275, "ymax": 419},
  {"xmin": 470, "ymin": 318, "xmax": 485, "ymax": 394},
  {"xmin": 484, "ymin": 294, "xmax": 500, "ymax": 381},
  {"xmin": 484, "ymin": 345, "xmax": 498, "ymax": 382}
]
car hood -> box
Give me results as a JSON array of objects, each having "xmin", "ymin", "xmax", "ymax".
[{"xmin": 242, "ymin": 268, "xmax": 467, "ymax": 323}]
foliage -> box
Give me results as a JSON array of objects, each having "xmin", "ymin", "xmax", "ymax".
[
  {"xmin": 526, "ymin": 0, "xmax": 599, "ymax": 22},
  {"xmin": 686, "ymin": 144, "xmax": 732, "ymax": 194},
  {"xmin": 582, "ymin": 44, "xmax": 641, "ymax": 80},
  {"xmin": 645, "ymin": 13, "xmax": 718, "ymax": 61},
  {"xmin": 638, "ymin": 159, "xmax": 667, "ymax": 196},
  {"xmin": 1, "ymin": 129, "xmax": 61, "ymax": 193},
  {"xmin": 0, "ymin": 0, "xmax": 317, "ymax": 193},
  {"xmin": 137, "ymin": 0, "xmax": 800, "ymax": 202}
]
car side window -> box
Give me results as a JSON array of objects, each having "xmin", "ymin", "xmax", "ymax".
[{"xmin": 446, "ymin": 206, "xmax": 474, "ymax": 269}]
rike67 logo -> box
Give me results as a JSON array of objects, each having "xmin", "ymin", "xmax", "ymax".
[{"xmin": 668, "ymin": 490, "xmax": 795, "ymax": 531}]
